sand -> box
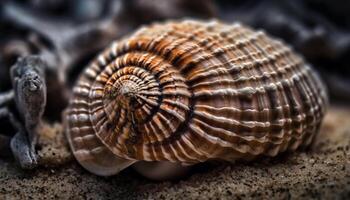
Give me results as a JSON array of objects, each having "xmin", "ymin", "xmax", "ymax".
[{"xmin": 0, "ymin": 106, "xmax": 349, "ymax": 199}]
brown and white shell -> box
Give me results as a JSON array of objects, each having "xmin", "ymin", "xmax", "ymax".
[{"xmin": 63, "ymin": 20, "xmax": 328, "ymax": 177}]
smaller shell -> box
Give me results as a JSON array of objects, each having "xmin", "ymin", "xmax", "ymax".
[{"xmin": 64, "ymin": 20, "xmax": 328, "ymax": 178}]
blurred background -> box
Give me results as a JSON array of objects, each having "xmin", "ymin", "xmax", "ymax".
[
  {"xmin": 1, "ymin": 0, "xmax": 350, "ymax": 108},
  {"xmin": 0, "ymin": 1, "xmax": 349, "ymax": 199},
  {"xmin": 0, "ymin": 0, "xmax": 349, "ymax": 145},
  {"xmin": 1, "ymin": 0, "xmax": 349, "ymax": 154}
]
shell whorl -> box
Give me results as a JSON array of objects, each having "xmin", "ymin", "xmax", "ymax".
[{"xmin": 64, "ymin": 20, "xmax": 328, "ymax": 175}]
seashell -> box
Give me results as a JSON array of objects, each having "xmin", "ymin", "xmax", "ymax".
[{"xmin": 63, "ymin": 20, "xmax": 328, "ymax": 178}]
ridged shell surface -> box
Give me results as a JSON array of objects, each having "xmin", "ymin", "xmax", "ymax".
[{"xmin": 64, "ymin": 20, "xmax": 328, "ymax": 175}]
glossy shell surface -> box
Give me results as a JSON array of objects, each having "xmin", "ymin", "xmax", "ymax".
[{"xmin": 64, "ymin": 20, "xmax": 328, "ymax": 176}]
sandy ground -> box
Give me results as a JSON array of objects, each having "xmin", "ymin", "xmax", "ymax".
[{"xmin": 0, "ymin": 105, "xmax": 349, "ymax": 199}]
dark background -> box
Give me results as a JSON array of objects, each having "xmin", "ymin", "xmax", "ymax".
[
  {"xmin": 0, "ymin": 1, "xmax": 349, "ymax": 199},
  {"xmin": 1, "ymin": 0, "xmax": 350, "ymax": 103}
]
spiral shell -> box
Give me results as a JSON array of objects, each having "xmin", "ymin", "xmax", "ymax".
[{"xmin": 64, "ymin": 20, "xmax": 328, "ymax": 176}]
